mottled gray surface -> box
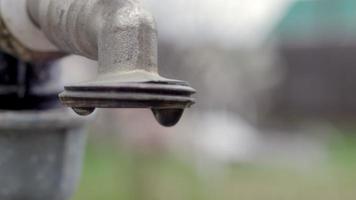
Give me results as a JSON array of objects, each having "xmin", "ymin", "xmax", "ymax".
[
  {"xmin": 0, "ymin": 110, "xmax": 87, "ymax": 200},
  {"xmin": 28, "ymin": 0, "xmax": 159, "ymax": 75}
]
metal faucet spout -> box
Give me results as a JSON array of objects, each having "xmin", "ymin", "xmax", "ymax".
[{"xmin": 26, "ymin": 0, "xmax": 195, "ymax": 126}]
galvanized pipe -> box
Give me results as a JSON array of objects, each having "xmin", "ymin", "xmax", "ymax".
[{"xmin": 27, "ymin": 0, "xmax": 159, "ymax": 77}]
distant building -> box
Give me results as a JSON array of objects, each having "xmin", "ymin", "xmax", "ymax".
[{"xmin": 269, "ymin": 0, "xmax": 356, "ymax": 122}]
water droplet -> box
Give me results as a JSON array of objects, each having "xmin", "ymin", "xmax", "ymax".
[
  {"xmin": 72, "ymin": 107, "xmax": 95, "ymax": 116},
  {"xmin": 151, "ymin": 108, "xmax": 184, "ymax": 127}
]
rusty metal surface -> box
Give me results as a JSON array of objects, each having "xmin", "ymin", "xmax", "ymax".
[
  {"xmin": 0, "ymin": 16, "xmax": 32, "ymax": 61},
  {"xmin": 0, "ymin": 15, "xmax": 64, "ymax": 62}
]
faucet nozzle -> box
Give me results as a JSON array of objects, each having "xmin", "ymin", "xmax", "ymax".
[{"xmin": 26, "ymin": 0, "xmax": 195, "ymax": 126}]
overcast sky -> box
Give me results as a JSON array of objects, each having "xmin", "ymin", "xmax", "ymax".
[{"xmin": 145, "ymin": 0, "xmax": 295, "ymax": 47}]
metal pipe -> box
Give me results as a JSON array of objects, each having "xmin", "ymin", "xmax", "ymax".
[{"xmin": 27, "ymin": 0, "xmax": 159, "ymax": 77}]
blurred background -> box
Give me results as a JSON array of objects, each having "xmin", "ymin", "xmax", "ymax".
[{"xmin": 60, "ymin": 0, "xmax": 356, "ymax": 199}]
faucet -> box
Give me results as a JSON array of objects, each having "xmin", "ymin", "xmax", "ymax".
[{"xmin": 0, "ymin": 0, "xmax": 195, "ymax": 127}]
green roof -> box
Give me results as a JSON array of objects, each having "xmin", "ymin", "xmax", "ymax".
[{"xmin": 274, "ymin": 0, "xmax": 356, "ymax": 40}]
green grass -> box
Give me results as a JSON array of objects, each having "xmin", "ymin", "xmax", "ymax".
[{"xmin": 72, "ymin": 133, "xmax": 356, "ymax": 200}]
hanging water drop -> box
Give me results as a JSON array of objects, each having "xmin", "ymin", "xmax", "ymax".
[
  {"xmin": 72, "ymin": 107, "xmax": 95, "ymax": 116},
  {"xmin": 151, "ymin": 108, "xmax": 184, "ymax": 127}
]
